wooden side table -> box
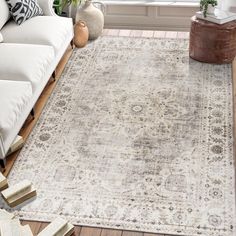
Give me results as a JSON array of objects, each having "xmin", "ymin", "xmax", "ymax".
[{"xmin": 189, "ymin": 16, "xmax": 236, "ymax": 64}]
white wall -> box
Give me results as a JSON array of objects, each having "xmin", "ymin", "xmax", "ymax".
[
  {"xmin": 229, "ymin": 0, "xmax": 236, "ymax": 7},
  {"xmin": 104, "ymin": 4, "xmax": 198, "ymax": 31},
  {"xmin": 219, "ymin": 0, "xmax": 236, "ymax": 10}
]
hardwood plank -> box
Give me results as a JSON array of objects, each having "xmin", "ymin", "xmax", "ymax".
[
  {"xmin": 72, "ymin": 226, "xmax": 82, "ymax": 236},
  {"xmin": 122, "ymin": 231, "xmax": 143, "ymax": 236},
  {"xmin": 119, "ymin": 30, "xmax": 131, "ymax": 37},
  {"xmin": 165, "ymin": 31, "xmax": 178, "ymax": 38},
  {"xmin": 142, "ymin": 30, "xmax": 154, "ymax": 38},
  {"xmin": 21, "ymin": 220, "xmax": 80, "ymax": 236},
  {"xmin": 38, "ymin": 222, "xmax": 49, "ymax": 234},
  {"xmin": 101, "ymin": 228, "xmax": 122, "ymax": 236},
  {"xmin": 80, "ymin": 227, "xmax": 102, "ymax": 236},
  {"xmin": 153, "ymin": 31, "xmax": 166, "ymax": 38},
  {"xmin": 56, "ymin": 46, "xmax": 74, "ymax": 80},
  {"xmin": 144, "ymin": 234, "xmax": 164, "ymax": 236},
  {"xmin": 21, "ymin": 221, "xmax": 41, "ymax": 235}
]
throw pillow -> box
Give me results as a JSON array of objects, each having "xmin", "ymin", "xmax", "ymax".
[
  {"xmin": 0, "ymin": 32, "xmax": 3, "ymax": 42},
  {"xmin": 5, "ymin": 0, "xmax": 43, "ymax": 25}
]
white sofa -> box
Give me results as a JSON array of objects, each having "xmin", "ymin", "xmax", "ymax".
[{"xmin": 0, "ymin": 0, "xmax": 74, "ymax": 167}]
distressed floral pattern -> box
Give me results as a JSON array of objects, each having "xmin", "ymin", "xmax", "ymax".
[{"xmin": 1, "ymin": 37, "xmax": 235, "ymax": 236}]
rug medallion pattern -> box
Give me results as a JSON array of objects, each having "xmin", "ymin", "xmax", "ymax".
[{"xmin": 1, "ymin": 37, "xmax": 235, "ymax": 235}]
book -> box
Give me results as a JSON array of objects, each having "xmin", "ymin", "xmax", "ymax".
[
  {"xmin": 0, "ymin": 219, "xmax": 22, "ymax": 236},
  {"xmin": 37, "ymin": 217, "xmax": 74, "ymax": 236},
  {"xmin": 1, "ymin": 180, "xmax": 36, "ymax": 207},
  {"xmin": 0, "ymin": 212, "xmax": 33, "ymax": 235},
  {"xmin": 0, "ymin": 209, "xmax": 14, "ymax": 220},
  {"xmin": 0, "ymin": 172, "xmax": 8, "ymax": 191},
  {"xmin": 196, "ymin": 9, "xmax": 236, "ymax": 24},
  {"xmin": 7, "ymin": 135, "xmax": 24, "ymax": 156}
]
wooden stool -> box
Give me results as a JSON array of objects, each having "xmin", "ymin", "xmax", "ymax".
[{"xmin": 189, "ymin": 16, "xmax": 236, "ymax": 64}]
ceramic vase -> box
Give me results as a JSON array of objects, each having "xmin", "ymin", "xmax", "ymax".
[
  {"xmin": 207, "ymin": 5, "xmax": 216, "ymax": 15},
  {"xmin": 76, "ymin": 0, "xmax": 105, "ymax": 40},
  {"xmin": 74, "ymin": 21, "xmax": 89, "ymax": 48}
]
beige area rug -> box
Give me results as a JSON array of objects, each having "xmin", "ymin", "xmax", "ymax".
[{"xmin": 1, "ymin": 37, "xmax": 235, "ymax": 235}]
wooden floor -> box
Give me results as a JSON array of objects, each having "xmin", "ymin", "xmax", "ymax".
[
  {"xmin": 2, "ymin": 29, "xmax": 235, "ymax": 236},
  {"xmin": 21, "ymin": 221, "xmax": 161, "ymax": 236}
]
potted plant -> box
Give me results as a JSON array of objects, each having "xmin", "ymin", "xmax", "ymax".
[
  {"xmin": 53, "ymin": 0, "xmax": 64, "ymax": 16},
  {"xmin": 53, "ymin": 0, "xmax": 85, "ymax": 16},
  {"xmin": 200, "ymin": 0, "xmax": 218, "ymax": 17},
  {"xmin": 62, "ymin": 0, "xmax": 85, "ymax": 8}
]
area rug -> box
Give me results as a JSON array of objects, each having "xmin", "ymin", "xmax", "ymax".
[{"xmin": 1, "ymin": 36, "xmax": 235, "ymax": 236}]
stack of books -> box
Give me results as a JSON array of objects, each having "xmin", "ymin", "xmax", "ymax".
[
  {"xmin": 37, "ymin": 217, "xmax": 74, "ymax": 236},
  {"xmin": 0, "ymin": 210, "xmax": 75, "ymax": 236},
  {"xmin": 0, "ymin": 209, "xmax": 14, "ymax": 220},
  {"xmin": 0, "ymin": 172, "xmax": 8, "ymax": 191},
  {"xmin": 7, "ymin": 135, "xmax": 24, "ymax": 156},
  {"xmin": 0, "ymin": 220, "xmax": 33, "ymax": 236},
  {"xmin": 1, "ymin": 180, "xmax": 36, "ymax": 207},
  {"xmin": 0, "ymin": 156, "xmax": 74, "ymax": 235},
  {"xmin": 196, "ymin": 8, "xmax": 236, "ymax": 24},
  {"xmin": 0, "ymin": 210, "xmax": 33, "ymax": 236}
]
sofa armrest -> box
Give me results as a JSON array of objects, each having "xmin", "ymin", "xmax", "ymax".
[
  {"xmin": 37, "ymin": 0, "xmax": 57, "ymax": 16},
  {"xmin": 0, "ymin": 132, "xmax": 5, "ymax": 160}
]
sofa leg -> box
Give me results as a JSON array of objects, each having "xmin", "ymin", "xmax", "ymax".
[
  {"xmin": 52, "ymin": 71, "xmax": 56, "ymax": 81},
  {"xmin": 30, "ymin": 108, "xmax": 35, "ymax": 119},
  {"xmin": 0, "ymin": 158, "xmax": 6, "ymax": 170},
  {"xmin": 70, "ymin": 40, "xmax": 74, "ymax": 49}
]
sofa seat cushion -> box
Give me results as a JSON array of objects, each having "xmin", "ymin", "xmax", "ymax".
[
  {"xmin": 0, "ymin": 43, "xmax": 54, "ymax": 92},
  {"xmin": 0, "ymin": 32, "xmax": 3, "ymax": 42},
  {"xmin": 1, "ymin": 16, "xmax": 73, "ymax": 53},
  {"xmin": 0, "ymin": 80, "xmax": 32, "ymax": 145}
]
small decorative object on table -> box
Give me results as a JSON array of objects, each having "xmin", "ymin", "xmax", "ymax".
[
  {"xmin": 200, "ymin": 0, "xmax": 218, "ymax": 17},
  {"xmin": 197, "ymin": 0, "xmax": 236, "ymax": 24},
  {"xmin": 196, "ymin": 8, "xmax": 236, "ymax": 24},
  {"xmin": 74, "ymin": 20, "xmax": 89, "ymax": 48}
]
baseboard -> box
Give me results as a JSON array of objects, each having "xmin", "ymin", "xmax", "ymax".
[{"xmin": 104, "ymin": 24, "xmax": 190, "ymax": 32}]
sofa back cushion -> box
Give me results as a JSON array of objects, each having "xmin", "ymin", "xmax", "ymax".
[{"xmin": 0, "ymin": 0, "xmax": 11, "ymax": 30}]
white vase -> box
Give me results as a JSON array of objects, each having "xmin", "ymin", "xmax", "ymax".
[
  {"xmin": 76, "ymin": 0, "xmax": 105, "ymax": 40},
  {"xmin": 207, "ymin": 5, "xmax": 216, "ymax": 15}
]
